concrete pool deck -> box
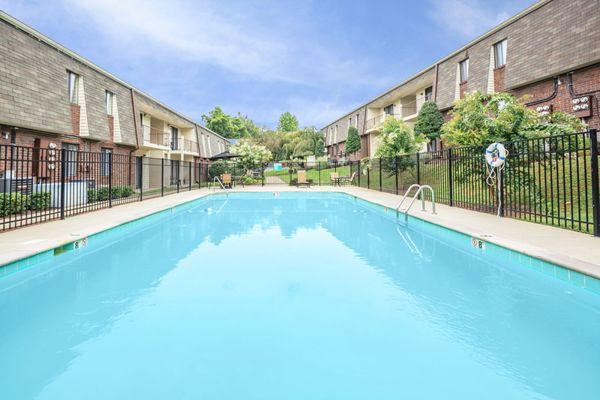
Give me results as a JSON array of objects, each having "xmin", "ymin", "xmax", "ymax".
[{"xmin": 1, "ymin": 185, "xmax": 599, "ymax": 279}]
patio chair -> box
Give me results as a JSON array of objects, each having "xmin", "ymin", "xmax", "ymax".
[
  {"xmin": 221, "ymin": 173, "xmax": 232, "ymax": 189},
  {"xmin": 339, "ymin": 172, "xmax": 356, "ymax": 186},
  {"xmin": 330, "ymin": 172, "xmax": 340, "ymax": 186},
  {"xmin": 297, "ymin": 170, "xmax": 311, "ymax": 187}
]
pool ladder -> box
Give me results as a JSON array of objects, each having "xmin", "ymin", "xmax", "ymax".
[
  {"xmin": 212, "ymin": 176, "xmax": 226, "ymax": 190},
  {"xmin": 396, "ymin": 184, "xmax": 436, "ymax": 222}
]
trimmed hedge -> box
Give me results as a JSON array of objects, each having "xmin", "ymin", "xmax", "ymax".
[
  {"xmin": 88, "ymin": 185, "xmax": 134, "ymax": 203},
  {"xmin": 0, "ymin": 193, "xmax": 28, "ymax": 217},
  {"xmin": 29, "ymin": 192, "xmax": 52, "ymax": 211}
]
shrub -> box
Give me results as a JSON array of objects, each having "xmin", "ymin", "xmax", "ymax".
[
  {"xmin": 209, "ymin": 160, "xmax": 229, "ymax": 178},
  {"xmin": 113, "ymin": 185, "xmax": 134, "ymax": 198},
  {"xmin": 0, "ymin": 193, "xmax": 28, "ymax": 217},
  {"xmin": 28, "ymin": 192, "xmax": 51, "ymax": 211},
  {"xmin": 414, "ymin": 101, "xmax": 444, "ymax": 140},
  {"xmin": 345, "ymin": 126, "xmax": 361, "ymax": 155},
  {"xmin": 242, "ymin": 176, "xmax": 259, "ymax": 185},
  {"xmin": 88, "ymin": 185, "xmax": 134, "ymax": 203}
]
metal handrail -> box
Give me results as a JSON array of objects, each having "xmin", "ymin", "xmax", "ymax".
[
  {"xmin": 212, "ymin": 176, "xmax": 225, "ymax": 190},
  {"xmin": 396, "ymin": 184, "xmax": 436, "ymax": 222},
  {"xmin": 396, "ymin": 184, "xmax": 421, "ymax": 212}
]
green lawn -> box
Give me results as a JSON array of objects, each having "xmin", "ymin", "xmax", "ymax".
[{"xmin": 263, "ymin": 156, "xmax": 595, "ymax": 234}]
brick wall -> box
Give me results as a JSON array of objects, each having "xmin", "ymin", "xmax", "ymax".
[
  {"xmin": 436, "ymin": 0, "xmax": 600, "ymax": 109},
  {"xmin": 323, "ymin": 106, "xmax": 367, "ymax": 150},
  {"xmin": 512, "ymin": 63, "xmax": 600, "ymax": 129},
  {"xmin": 0, "ymin": 18, "xmax": 137, "ymax": 146}
]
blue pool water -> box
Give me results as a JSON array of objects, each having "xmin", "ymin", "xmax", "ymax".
[{"xmin": 1, "ymin": 192, "xmax": 599, "ymax": 399}]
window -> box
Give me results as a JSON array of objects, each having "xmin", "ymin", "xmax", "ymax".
[
  {"xmin": 67, "ymin": 71, "xmax": 79, "ymax": 104},
  {"xmin": 425, "ymin": 86, "xmax": 433, "ymax": 101},
  {"xmin": 62, "ymin": 143, "xmax": 79, "ymax": 177},
  {"xmin": 170, "ymin": 127, "xmax": 179, "ymax": 150},
  {"xmin": 349, "ymin": 117, "xmax": 352, "ymax": 127},
  {"xmin": 494, "ymin": 39, "xmax": 507, "ymax": 68},
  {"xmin": 101, "ymin": 148, "xmax": 112, "ymax": 176},
  {"xmin": 384, "ymin": 104, "xmax": 394, "ymax": 115},
  {"xmin": 105, "ymin": 91, "xmax": 115, "ymax": 115},
  {"xmin": 356, "ymin": 114, "xmax": 359, "ymax": 126},
  {"xmin": 459, "ymin": 59, "xmax": 469, "ymax": 82}
]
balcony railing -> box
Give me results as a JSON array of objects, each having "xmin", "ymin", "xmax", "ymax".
[
  {"xmin": 142, "ymin": 126, "xmax": 171, "ymax": 147},
  {"xmin": 365, "ymin": 113, "xmax": 401, "ymax": 131},
  {"xmin": 179, "ymin": 139, "xmax": 198, "ymax": 153}
]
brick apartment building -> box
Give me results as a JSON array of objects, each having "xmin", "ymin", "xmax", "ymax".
[
  {"xmin": 0, "ymin": 11, "xmax": 228, "ymax": 186},
  {"xmin": 322, "ymin": 0, "xmax": 600, "ymax": 160}
]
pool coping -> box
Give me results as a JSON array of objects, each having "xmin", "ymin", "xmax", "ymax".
[{"xmin": 1, "ymin": 186, "xmax": 599, "ymax": 283}]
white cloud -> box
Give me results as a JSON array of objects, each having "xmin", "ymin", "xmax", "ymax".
[
  {"xmin": 427, "ymin": 0, "xmax": 511, "ymax": 38},
  {"xmin": 59, "ymin": 0, "xmax": 385, "ymax": 89}
]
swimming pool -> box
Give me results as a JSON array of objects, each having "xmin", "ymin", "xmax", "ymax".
[{"xmin": 1, "ymin": 192, "xmax": 599, "ymax": 399}]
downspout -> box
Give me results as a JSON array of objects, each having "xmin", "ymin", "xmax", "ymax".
[
  {"xmin": 129, "ymin": 88, "xmax": 139, "ymax": 188},
  {"xmin": 130, "ymin": 88, "xmax": 140, "ymax": 149},
  {"xmin": 433, "ymin": 63, "xmax": 439, "ymax": 102}
]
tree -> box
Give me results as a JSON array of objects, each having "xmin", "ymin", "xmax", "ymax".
[
  {"xmin": 375, "ymin": 117, "xmax": 424, "ymax": 158},
  {"xmin": 277, "ymin": 112, "xmax": 299, "ymax": 132},
  {"xmin": 441, "ymin": 91, "xmax": 586, "ymax": 147},
  {"xmin": 202, "ymin": 107, "xmax": 233, "ymax": 137},
  {"xmin": 230, "ymin": 141, "xmax": 272, "ymax": 171},
  {"xmin": 202, "ymin": 107, "xmax": 263, "ymax": 139},
  {"xmin": 290, "ymin": 128, "xmax": 325, "ymax": 159},
  {"xmin": 414, "ymin": 101, "xmax": 444, "ymax": 140},
  {"xmin": 345, "ymin": 126, "xmax": 361, "ymax": 155},
  {"xmin": 374, "ymin": 116, "xmax": 424, "ymax": 175}
]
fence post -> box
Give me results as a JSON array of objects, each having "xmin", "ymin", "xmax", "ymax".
[
  {"xmin": 318, "ymin": 161, "xmax": 321, "ymax": 186},
  {"xmin": 357, "ymin": 160, "xmax": 361, "ymax": 187},
  {"xmin": 590, "ymin": 129, "xmax": 600, "ymax": 236},
  {"xmin": 108, "ymin": 152, "xmax": 113, "ymax": 208},
  {"xmin": 177, "ymin": 161, "xmax": 180, "ymax": 193},
  {"xmin": 448, "ymin": 148, "xmax": 454, "ymax": 207},
  {"xmin": 395, "ymin": 156, "xmax": 399, "ymax": 195},
  {"xmin": 379, "ymin": 158, "xmax": 383, "ymax": 191},
  {"xmin": 416, "ymin": 152, "xmax": 421, "ymax": 185},
  {"xmin": 262, "ymin": 163, "xmax": 265, "ymax": 186},
  {"xmin": 60, "ymin": 148, "xmax": 66, "ymax": 219},
  {"xmin": 161, "ymin": 158, "xmax": 164, "ymax": 197},
  {"xmin": 367, "ymin": 164, "xmax": 370, "ymax": 189},
  {"xmin": 138, "ymin": 156, "xmax": 143, "ymax": 201},
  {"xmin": 188, "ymin": 162, "xmax": 192, "ymax": 191},
  {"xmin": 499, "ymin": 168, "xmax": 505, "ymax": 217}
]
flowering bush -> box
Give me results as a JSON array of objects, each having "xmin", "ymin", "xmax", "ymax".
[{"xmin": 230, "ymin": 141, "xmax": 272, "ymax": 171}]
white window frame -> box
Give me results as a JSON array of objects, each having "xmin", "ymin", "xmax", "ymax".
[
  {"xmin": 494, "ymin": 39, "xmax": 507, "ymax": 69},
  {"xmin": 459, "ymin": 59, "xmax": 469, "ymax": 83},
  {"xmin": 68, "ymin": 71, "xmax": 79, "ymax": 104},
  {"xmin": 105, "ymin": 91, "xmax": 114, "ymax": 115}
]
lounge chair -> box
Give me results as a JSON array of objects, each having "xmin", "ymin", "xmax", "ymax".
[
  {"xmin": 339, "ymin": 172, "xmax": 356, "ymax": 186},
  {"xmin": 221, "ymin": 173, "xmax": 232, "ymax": 189},
  {"xmin": 330, "ymin": 172, "xmax": 340, "ymax": 186},
  {"xmin": 297, "ymin": 170, "xmax": 311, "ymax": 187}
]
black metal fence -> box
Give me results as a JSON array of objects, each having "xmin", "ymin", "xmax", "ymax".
[
  {"xmin": 259, "ymin": 130, "xmax": 600, "ymax": 235},
  {"xmin": 0, "ymin": 145, "xmax": 211, "ymax": 231},
  {"xmin": 343, "ymin": 130, "xmax": 599, "ymax": 235},
  {"xmin": 2, "ymin": 130, "xmax": 599, "ymax": 235}
]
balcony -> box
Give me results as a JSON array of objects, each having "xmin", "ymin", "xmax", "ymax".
[
  {"xmin": 142, "ymin": 125, "xmax": 171, "ymax": 149},
  {"xmin": 365, "ymin": 113, "xmax": 400, "ymax": 133},
  {"xmin": 171, "ymin": 137, "xmax": 199, "ymax": 155}
]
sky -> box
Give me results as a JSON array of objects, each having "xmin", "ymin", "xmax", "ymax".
[{"xmin": 1, "ymin": 0, "xmax": 536, "ymax": 129}]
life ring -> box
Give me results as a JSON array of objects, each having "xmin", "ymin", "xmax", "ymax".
[{"xmin": 485, "ymin": 142, "xmax": 507, "ymax": 168}]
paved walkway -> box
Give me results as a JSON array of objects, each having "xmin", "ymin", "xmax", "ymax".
[{"xmin": 1, "ymin": 185, "xmax": 599, "ymax": 279}]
